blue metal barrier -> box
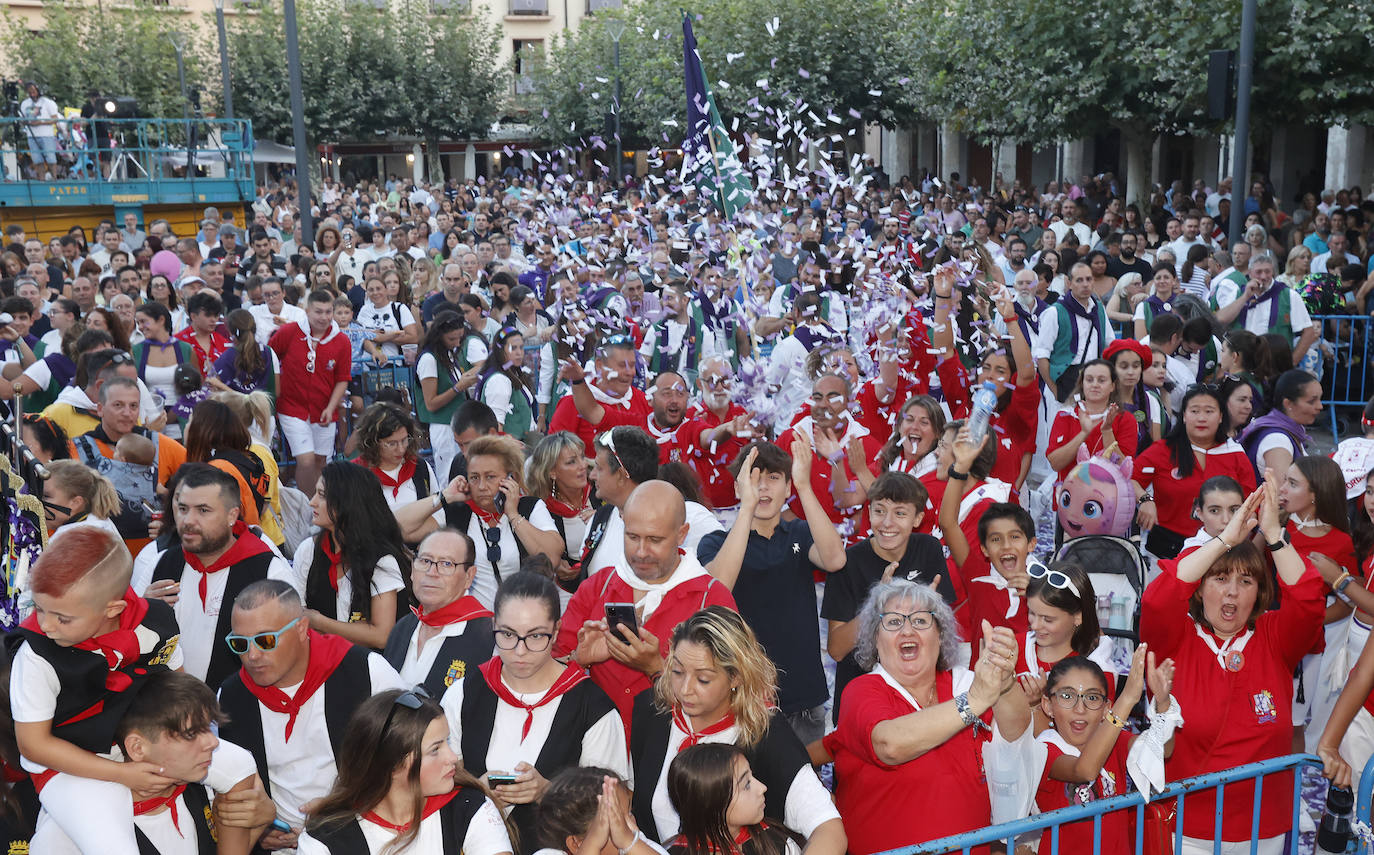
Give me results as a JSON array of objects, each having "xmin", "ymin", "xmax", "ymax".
[
  {"xmin": 1311, "ymin": 313, "xmax": 1371, "ymax": 439},
  {"xmin": 875, "ymin": 753, "xmax": 1321, "ymax": 855},
  {"xmin": 1355, "ymin": 752, "xmax": 1374, "ymax": 854}
]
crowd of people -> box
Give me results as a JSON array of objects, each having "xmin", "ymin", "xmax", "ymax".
[{"xmin": 1, "ymin": 162, "xmax": 1374, "ymax": 855}]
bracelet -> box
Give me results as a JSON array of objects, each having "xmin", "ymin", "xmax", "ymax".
[
  {"xmin": 947, "ymin": 465, "xmax": 969, "ymax": 481},
  {"xmin": 1333, "ymin": 571, "xmax": 1352, "ymax": 592},
  {"xmin": 828, "ymin": 449, "xmax": 846, "ymax": 464},
  {"xmin": 618, "ymin": 830, "xmax": 645, "ymax": 855},
  {"xmin": 1267, "ymin": 537, "xmax": 1288, "ymax": 553},
  {"xmin": 1215, "ymin": 536, "xmax": 1235, "ymax": 551},
  {"xmin": 1000, "ymin": 313, "xmax": 1017, "ymax": 323},
  {"xmin": 1137, "ymin": 493, "xmax": 1154, "ymax": 506},
  {"xmin": 1104, "ymin": 710, "xmax": 1127, "ymax": 730},
  {"xmin": 954, "ymin": 692, "xmax": 990, "ymax": 731}
]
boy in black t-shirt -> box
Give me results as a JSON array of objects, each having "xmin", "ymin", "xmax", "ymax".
[
  {"xmin": 820, "ymin": 471, "xmax": 954, "ymax": 723},
  {"xmin": 697, "ymin": 437, "xmax": 848, "ymax": 745}
]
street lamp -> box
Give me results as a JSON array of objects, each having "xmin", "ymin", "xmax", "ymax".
[
  {"xmin": 605, "ymin": 18, "xmax": 626, "ymax": 185},
  {"xmin": 283, "ymin": 0, "xmax": 313, "ymax": 247},
  {"xmin": 212, "ymin": 0, "xmax": 234, "ymax": 120}
]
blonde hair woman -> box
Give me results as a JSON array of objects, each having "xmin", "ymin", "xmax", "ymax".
[
  {"xmin": 43, "ymin": 459, "xmax": 121, "ymax": 539},
  {"xmin": 630, "ymin": 607, "xmax": 846, "ymax": 855},
  {"xmin": 1279, "ymin": 244, "xmax": 1313, "ymax": 288}
]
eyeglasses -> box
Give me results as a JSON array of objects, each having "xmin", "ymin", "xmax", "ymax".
[
  {"xmin": 381, "ymin": 687, "xmax": 432, "ymax": 734},
  {"xmin": 1049, "ymin": 688, "xmax": 1108, "ymax": 711},
  {"xmin": 379, "ymin": 437, "xmax": 409, "ymax": 450},
  {"xmin": 414, "ymin": 555, "xmax": 471, "ymax": 576},
  {"xmin": 1027, "ymin": 561, "xmax": 1081, "ymax": 597},
  {"xmin": 225, "ymin": 615, "xmax": 302, "ymax": 655},
  {"xmin": 597, "ymin": 430, "xmax": 628, "ymax": 475},
  {"xmin": 878, "ymin": 611, "xmax": 935, "ymax": 632},
  {"xmin": 493, "ymin": 628, "xmax": 554, "ymax": 652}
]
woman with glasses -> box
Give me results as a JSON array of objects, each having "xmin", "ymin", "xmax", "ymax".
[
  {"xmin": 825, "ymin": 580, "xmax": 1027, "ymax": 855},
  {"xmin": 1133, "ymin": 384, "xmax": 1256, "ymax": 560},
  {"xmin": 40, "ymin": 459, "xmax": 121, "ymax": 539},
  {"xmin": 1140, "ymin": 476, "xmax": 1323, "ymax": 855},
  {"xmin": 631, "ymin": 607, "xmax": 846, "ymax": 855},
  {"xmin": 352, "ymin": 402, "xmax": 440, "ymax": 515},
  {"xmin": 301, "ymin": 688, "xmax": 514, "ymax": 855},
  {"xmin": 396, "ymin": 435, "xmax": 563, "ymax": 609},
  {"xmin": 290, "ymin": 461, "xmax": 410, "ymax": 650},
  {"xmin": 441, "ymin": 572, "xmax": 627, "ymax": 853}
]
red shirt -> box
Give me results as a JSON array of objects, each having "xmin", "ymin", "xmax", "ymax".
[
  {"xmin": 174, "ymin": 327, "xmax": 230, "ymax": 377},
  {"xmin": 1133, "ymin": 441, "xmax": 1257, "ymax": 536},
  {"xmin": 1035, "ymin": 734, "xmax": 1132, "ymax": 855},
  {"xmin": 938, "ymin": 360, "xmax": 1040, "ymax": 488},
  {"xmin": 776, "ymin": 419, "xmax": 881, "ymax": 542},
  {"xmin": 549, "ymin": 387, "xmax": 652, "ymax": 458},
  {"xmin": 686, "ymin": 402, "xmax": 749, "ymax": 509},
  {"xmin": 1047, "ymin": 406, "xmax": 1139, "ymax": 484},
  {"xmin": 1140, "ymin": 558, "xmax": 1324, "ymax": 840},
  {"xmin": 268, "ymin": 322, "xmax": 352, "ymax": 422},
  {"xmin": 830, "ymin": 669, "xmax": 993, "ymax": 855},
  {"xmin": 553, "ymin": 563, "xmax": 736, "ymax": 727},
  {"xmin": 647, "ymin": 415, "xmax": 701, "ymax": 467}
]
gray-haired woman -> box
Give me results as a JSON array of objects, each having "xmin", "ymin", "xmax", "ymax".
[{"xmin": 826, "ymin": 579, "xmax": 1029, "ymax": 855}]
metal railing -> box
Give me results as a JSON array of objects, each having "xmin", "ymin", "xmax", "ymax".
[
  {"xmin": 1311, "ymin": 313, "xmax": 1371, "ymax": 439},
  {"xmin": 874, "ymin": 753, "xmax": 1321, "ymax": 855},
  {"xmin": 0, "ymin": 116, "xmax": 253, "ymax": 184}
]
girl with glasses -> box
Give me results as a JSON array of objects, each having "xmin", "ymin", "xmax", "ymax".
[
  {"xmin": 352, "ymin": 402, "xmax": 440, "ymax": 516},
  {"xmin": 438, "ymin": 572, "xmax": 627, "ymax": 854},
  {"xmin": 300, "ymin": 689, "xmax": 514, "ymax": 855},
  {"xmin": 1031, "ymin": 647, "xmax": 1178, "ymax": 855}
]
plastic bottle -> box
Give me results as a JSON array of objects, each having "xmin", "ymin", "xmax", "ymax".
[
  {"xmin": 968, "ymin": 381, "xmax": 998, "ymax": 445},
  {"xmin": 1110, "ymin": 595, "xmax": 1129, "ymax": 630},
  {"xmin": 1317, "ymin": 783, "xmax": 1354, "ymax": 853}
]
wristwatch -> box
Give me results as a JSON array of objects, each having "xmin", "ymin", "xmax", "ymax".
[
  {"xmin": 947, "ymin": 465, "xmax": 969, "ymax": 481},
  {"xmin": 1266, "ymin": 535, "xmax": 1289, "ymax": 553},
  {"xmin": 1335, "ymin": 574, "xmax": 1357, "ymax": 606}
]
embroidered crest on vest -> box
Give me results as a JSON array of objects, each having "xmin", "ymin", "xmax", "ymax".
[
  {"xmin": 445, "ymin": 658, "xmax": 467, "ymax": 687},
  {"xmin": 149, "ymin": 635, "xmax": 180, "ymax": 667},
  {"xmin": 349, "ymin": 612, "xmax": 364, "ymax": 623},
  {"xmin": 204, "ymin": 803, "xmax": 218, "ymax": 842}
]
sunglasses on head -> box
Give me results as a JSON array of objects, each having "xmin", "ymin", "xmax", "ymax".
[
  {"xmin": 381, "ymin": 686, "xmax": 432, "ymax": 734},
  {"xmin": 1027, "ymin": 561, "xmax": 1080, "ymax": 597},
  {"xmin": 224, "ymin": 615, "xmax": 302, "ymax": 655}
]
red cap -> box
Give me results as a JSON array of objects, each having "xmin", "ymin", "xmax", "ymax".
[{"xmin": 1103, "ymin": 338, "xmax": 1153, "ymax": 366}]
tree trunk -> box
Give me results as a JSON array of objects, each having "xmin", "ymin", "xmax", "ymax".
[
  {"xmin": 1122, "ymin": 127, "xmax": 1154, "ymax": 209},
  {"xmin": 426, "ymin": 135, "xmax": 445, "ymax": 185}
]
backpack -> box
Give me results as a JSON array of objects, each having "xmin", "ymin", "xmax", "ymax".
[
  {"xmin": 73, "ymin": 435, "xmax": 157, "ymax": 539},
  {"xmin": 210, "ymin": 448, "xmax": 270, "ymax": 515}
]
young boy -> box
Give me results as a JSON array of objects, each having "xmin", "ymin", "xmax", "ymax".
[
  {"xmin": 333, "ymin": 296, "xmax": 379, "ymax": 368},
  {"xmin": 10, "ymin": 525, "xmax": 183, "ymax": 855},
  {"xmin": 698, "ymin": 439, "xmax": 847, "ymax": 744},
  {"xmin": 939, "ymin": 427, "xmax": 1035, "ymax": 659},
  {"xmin": 821, "ymin": 471, "xmax": 953, "ymax": 721}
]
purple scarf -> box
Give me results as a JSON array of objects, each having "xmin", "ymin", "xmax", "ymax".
[
  {"xmin": 794, "ymin": 322, "xmax": 841, "ymax": 352},
  {"xmin": 1146, "ymin": 294, "xmax": 1175, "ymax": 317},
  {"xmin": 1242, "ymin": 282, "xmax": 1285, "ymax": 331},
  {"xmin": 1240, "ymin": 407, "xmax": 1312, "ymax": 467},
  {"xmin": 1061, "ymin": 293, "xmax": 1105, "ymax": 359}
]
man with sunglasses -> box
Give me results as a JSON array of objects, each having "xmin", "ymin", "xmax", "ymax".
[
  {"xmin": 142, "ymin": 465, "xmax": 293, "ymax": 690},
  {"xmin": 269, "ymin": 290, "xmax": 352, "ymax": 495},
  {"xmin": 218, "ymin": 579, "xmax": 404, "ymax": 850},
  {"xmin": 382, "ymin": 528, "xmax": 495, "ymax": 696}
]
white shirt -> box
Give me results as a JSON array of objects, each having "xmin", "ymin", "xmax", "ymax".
[
  {"xmin": 356, "ymin": 301, "xmax": 417, "ymax": 360},
  {"xmin": 586, "ymin": 502, "xmax": 724, "ymax": 575},
  {"xmin": 765, "ymin": 327, "xmax": 828, "ymax": 425},
  {"xmin": 229, "ymin": 652, "xmax": 404, "ymax": 828},
  {"xmin": 371, "ymin": 459, "xmax": 440, "ymax": 514},
  {"xmin": 439, "ymin": 669, "xmax": 630, "ymax": 784},
  {"xmin": 1032, "ymin": 295, "xmax": 1115, "ymax": 362},
  {"xmin": 1311, "ymin": 250, "xmax": 1360, "ymax": 274},
  {"xmin": 458, "ymin": 501, "xmax": 560, "ymax": 609},
  {"xmin": 168, "ymin": 551, "xmax": 294, "ymax": 682},
  {"xmin": 132, "ymin": 741, "xmax": 258, "ymax": 855},
  {"xmin": 297, "ymin": 797, "xmax": 511, "ymax": 855},
  {"xmin": 250, "ymin": 303, "xmax": 308, "ymax": 348},
  {"xmin": 1210, "ymin": 279, "xmax": 1314, "ymax": 338},
  {"xmin": 287, "ymin": 543, "xmax": 406, "ymax": 623},
  {"xmin": 20, "ymin": 96, "xmax": 59, "ymax": 137},
  {"xmin": 397, "ymin": 617, "xmax": 494, "ymax": 688},
  {"xmin": 1048, "ymin": 220, "xmax": 1092, "ymax": 248}
]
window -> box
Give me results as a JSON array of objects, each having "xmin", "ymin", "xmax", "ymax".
[
  {"xmin": 586, "ymin": 0, "xmax": 620, "ymax": 11},
  {"xmin": 431, "ymin": 0, "xmax": 470, "ymax": 11},
  {"xmin": 513, "ymin": 39, "xmax": 543, "ymax": 94},
  {"xmin": 508, "ymin": 0, "xmax": 547, "ymax": 14}
]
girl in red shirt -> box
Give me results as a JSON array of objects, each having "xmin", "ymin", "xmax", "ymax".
[
  {"xmin": 1133, "ymin": 385, "xmax": 1257, "ymax": 560},
  {"xmin": 1034, "ymin": 648, "xmax": 1177, "ymax": 855},
  {"xmin": 1046, "ymin": 359, "xmax": 1138, "ymax": 485},
  {"xmin": 1140, "ymin": 478, "xmax": 1324, "ymax": 849}
]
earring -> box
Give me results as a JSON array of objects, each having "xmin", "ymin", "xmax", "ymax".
[{"xmin": 731, "ymin": 686, "xmax": 738, "ymax": 693}]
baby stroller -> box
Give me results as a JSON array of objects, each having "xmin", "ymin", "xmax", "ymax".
[{"xmin": 1055, "ymin": 534, "xmax": 1149, "ymax": 675}]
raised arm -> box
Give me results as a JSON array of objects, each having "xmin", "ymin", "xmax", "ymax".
[{"xmin": 1175, "ymin": 486, "xmax": 1263, "ymax": 583}]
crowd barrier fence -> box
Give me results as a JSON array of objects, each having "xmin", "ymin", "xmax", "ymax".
[
  {"xmin": 1312, "ymin": 313, "xmax": 1371, "ymax": 439},
  {"xmin": 874, "ymin": 753, "xmax": 1323, "ymax": 855}
]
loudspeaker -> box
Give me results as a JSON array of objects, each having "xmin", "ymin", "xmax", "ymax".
[{"xmin": 1207, "ymin": 50, "xmax": 1235, "ymax": 121}]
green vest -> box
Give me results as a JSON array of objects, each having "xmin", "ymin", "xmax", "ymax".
[
  {"xmin": 504, "ymin": 385, "xmax": 534, "ymax": 439},
  {"xmin": 417, "ymin": 354, "xmax": 462, "ymax": 427},
  {"xmin": 1048, "ymin": 298, "xmax": 1110, "ymax": 381}
]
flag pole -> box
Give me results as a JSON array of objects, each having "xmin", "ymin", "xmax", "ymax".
[{"xmin": 704, "ymin": 121, "xmax": 730, "ymax": 218}]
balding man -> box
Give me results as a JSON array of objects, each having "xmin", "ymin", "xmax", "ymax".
[{"xmin": 554, "ymin": 480, "xmax": 736, "ymax": 726}]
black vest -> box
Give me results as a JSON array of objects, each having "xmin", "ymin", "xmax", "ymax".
[
  {"xmin": 307, "ymin": 787, "xmax": 486, "ymax": 855},
  {"xmin": 381, "ymin": 613, "xmax": 494, "ymax": 697},
  {"xmin": 565, "ymin": 504, "xmax": 616, "ymax": 594},
  {"xmin": 133, "ymin": 783, "xmax": 217, "ymax": 855},
  {"xmin": 0, "ymin": 777, "xmax": 38, "ymax": 855},
  {"xmin": 629, "ymin": 693, "xmax": 809, "ymax": 843},
  {"xmin": 7, "ymin": 599, "xmax": 180, "ymax": 754},
  {"xmin": 457, "ymin": 673, "xmax": 616, "ymax": 854},
  {"xmin": 216, "ymin": 645, "xmax": 373, "ymax": 798},
  {"xmin": 442, "ymin": 497, "xmax": 541, "ymax": 589},
  {"xmin": 151, "ymin": 546, "xmax": 278, "ymax": 690}
]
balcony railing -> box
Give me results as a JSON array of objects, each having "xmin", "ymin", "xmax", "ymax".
[{"xmin": 508, "ymin": 0, "xmax": 547, "ymax": 14}]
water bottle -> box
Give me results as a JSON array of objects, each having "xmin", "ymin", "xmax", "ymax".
[
  {"xmin": 1317, "ymin": 783, "xmax": 1354, "ymax": 853},
  {"xmin": 968, "ymin": 381, "xmax": 998, "ymax": 445},
  {"xmin": 1110, "ymin": 595, "xmax": 1128, "ymax": 631}
]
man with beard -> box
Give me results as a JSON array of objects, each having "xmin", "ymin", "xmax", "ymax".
[
  {"xmin": 142, "ymin": 464, "xmax": 292, "ymax": 689},
  {"xmin": 687, "ymin": 357, "xmax": 754, "ymax": 524},
  {"xmin": 644, "ymin": 371, "xmax": 693, "ymax": 464},
  {"xmin": 998, "ymin": 236, "xmax": 1032, "ymax": 284},
  {"xmin": 1106, "ymin": 231, "xmax": 1153, "ymax": 281}
]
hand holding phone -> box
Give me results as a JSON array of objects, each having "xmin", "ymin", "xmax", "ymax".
[{"xmin": 604, "ymin": 603, "xmax": 639, "ymax": 639}]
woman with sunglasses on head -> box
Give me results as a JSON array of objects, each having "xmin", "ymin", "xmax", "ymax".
[
  {"xmin": 291, "ymin": 461, "xmax": 410, "ymax": 650},
  {"xmin": 300, "ymin": 688, "xmax": 514, "ymax": 855},
  {"xmin": 441, "ymin": 572, "xmax": 627, "ymax": 853},
  {"xmin": 1132, "ymin": 384, "xmax": 1257, "ymax": 561},
  {"xmin": 1014, "ymin": 562, "xmax": 1122, "ymax": 723},
  {"xmin": 396, "ymin": 435, "xmax": 563, "ymax": 610},
  {"xmin": 1140, "ymin": 474, "xmax": 1324, "ymax": 855},
  {"xmin": 525, "ymin": 432, "xmax": 596, "ymax": 598},
  {"xmin": 40, "ymin": 459, "xmax": 120, "ymax": 539}
]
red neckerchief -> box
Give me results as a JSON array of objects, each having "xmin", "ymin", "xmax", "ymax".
[
  {"xmin": 478, "ymin": 658, "xmax": 588, "ymax": 741},
  {"xmin": 184, "ymin": 521, "xmax": 272, "ymax": 606},
  {"xmin": 411, "ymin": 596, "xmax": 492, "ymax": 628},
  {"xmin": 471, "ymin": 504, "xmax": 502, "ymax": 528},
  {"xmin": 544, "ymin": 483, "xmax": 591, "ymax": 519},
  {"xmin": 21, "ymin": 588, "xmax": 148, "ymax": 691},
  {"xmin": 238, "ymin": 630, "xmax": 352, "ymax": 740},
  {"xmin": 368, "ymin": 460, "xmax": 417, "ymax": 500},
  {"xmin": 362, "ymin": 787, "xmax": 462, "ymax": 833},
  {"xmin": 671, "ymin": 705, "xmax": 737, "ymax": 752},
  {"xmin": 672, "ymin": 823, "xmax": 764, "ymax": 855},
  {"xmin": 133, "ymin": 785, "xmax": 188, "ymax": 835},
  {"xmin": 320, "ymin": 534, "xmax": 343, "ymax": 592}
]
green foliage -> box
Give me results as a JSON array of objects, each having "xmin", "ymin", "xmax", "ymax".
[{"xmin": 2, "ymin": 5, "xmax": 206, "ymax": 121}]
